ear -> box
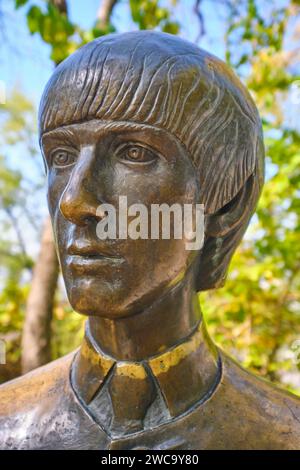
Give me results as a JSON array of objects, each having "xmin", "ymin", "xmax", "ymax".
[
  {"xmin": 196, "ymin": 171, "xmax": 261, "ymax": 291},
  {"xmin": 205, "ymin": 173, "xmax": 258, "ymax": 238}
]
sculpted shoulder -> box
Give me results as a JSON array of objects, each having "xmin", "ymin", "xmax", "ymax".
[
  {"xmin": 0, "ymin": 352, "xmax": 75, "ymax": 415},
  {"xmin": 0, "ymin": 351, "xmax": 107, "ymax": 450},
  {"xmin": 0, "ymin": 352, "xmax": 75, "ymax": 449},
  {"xmin": 209, "ymin": 350, "xmax": 300, "ymax": 449}
]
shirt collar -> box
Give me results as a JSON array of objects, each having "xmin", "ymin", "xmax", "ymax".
[{"xmin": 71, "ymin": 320, "xmax": 221, "ymax": 435}]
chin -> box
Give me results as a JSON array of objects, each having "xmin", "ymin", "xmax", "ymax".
[
  {"xmin": 64, "ymin": 266, "xmax": 186, "ymax": 319},
  {"xmin": 66, "ymin": 277, "xmax": 135, "ymax": 318}
]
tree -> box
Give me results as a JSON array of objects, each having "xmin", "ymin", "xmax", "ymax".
[
  {"xmin": 21, "ymin": 217, "xmax": 59, "ymax": 373},
  {"xmin": 0, "ymin": 89, "xmax": 41, "ymax": 381}
]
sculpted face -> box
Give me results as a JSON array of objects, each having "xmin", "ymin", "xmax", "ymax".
[
  {"xmin": 39, "ymin": 31, "xmax": 264, "ymax": 318},
  {"xmin": 42, "ymin": 119, "xmax": 200, "ymax": 318}
]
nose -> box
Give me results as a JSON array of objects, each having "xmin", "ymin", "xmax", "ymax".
[{"xmin": 59, "ymin": 146, "xmax": 105, "ymax": 226}]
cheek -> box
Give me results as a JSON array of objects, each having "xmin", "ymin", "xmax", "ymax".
[
  {"xmin": 111, "ymin": 163, "xmax": 161, "ymax": 206},
  {"xmin": 112, "ymin": 160, "xmax": 198, "ymax": 206}
]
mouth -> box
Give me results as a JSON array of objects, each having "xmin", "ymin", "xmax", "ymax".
[
  {"xmin": 71, "ymin": 252, "xmax": 113, "ymax": 260},
  {"xmin": 66, "ymin": 244, "xmax": 124, "ymax": 271}
]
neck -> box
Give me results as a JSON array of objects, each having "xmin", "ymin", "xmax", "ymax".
[
  {"xmin": 88, "ymin": 268, "xmax": 202, "ymax": 362},
  {"xmin": 72, "ymin": 268, "xmax": 221, "ymax": 431}
]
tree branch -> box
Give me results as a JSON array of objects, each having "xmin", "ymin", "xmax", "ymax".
[
  {"xmin": 97, "ymin": 0, "xmax": 118, "ymax": 29},
  {"xmin": 50, "ymin": 0, "xmax": 68, "ymax": 15},
  {"xmin": 194, "ymin": 0, "xmax": 205, "ymax": 42}
]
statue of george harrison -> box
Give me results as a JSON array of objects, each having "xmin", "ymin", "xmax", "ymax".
[{"xmin": 0, "ymin": 31, "xmax": 299, "ymax": 450}]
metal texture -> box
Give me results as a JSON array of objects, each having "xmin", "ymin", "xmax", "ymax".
[{"xmin": 0, "ymin": 31, "xmax": 299, "ymax": 450}]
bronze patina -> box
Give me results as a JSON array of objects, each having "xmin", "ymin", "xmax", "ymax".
[{"xmin": 0, "ymin": 31, "xmax": 299, "ymax": 450}]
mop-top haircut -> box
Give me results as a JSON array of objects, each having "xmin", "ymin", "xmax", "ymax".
[{"xmin": 39, "ymin": 31, "xmax": 265, "ymax": 290}]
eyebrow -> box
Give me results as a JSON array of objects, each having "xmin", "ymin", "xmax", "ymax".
[
  {"xmin": 40, "ymin": 129, "xmax": 75, "ymax": 172},
  {"xmin": 41, "ymin": 128, "xmax": 77, "ymax": 148},
  {"xmin": 40, "ymin": 119, "xmax": 165, "ymax": 140},
  {"xmin": 91, "ymin": 120, "xmax": 161, "ymax": 134}
]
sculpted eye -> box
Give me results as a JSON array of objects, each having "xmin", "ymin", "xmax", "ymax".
[
  {"xmin": 119, "ymin": 145, "xmax": 157, "ymax": 164},
  {"xmin": 51, "ymin": 149, "xmax": 77, "ymax": 168}
]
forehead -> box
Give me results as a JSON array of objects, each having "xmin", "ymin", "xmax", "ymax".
[{"xmin": 40, "ymin": 119, "xmax": 190, "ymax": 158}]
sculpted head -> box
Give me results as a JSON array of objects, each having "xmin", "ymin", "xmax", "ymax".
[{"xmin": 38, "ymin": 31, "xmax": 264, "ymax": 319}]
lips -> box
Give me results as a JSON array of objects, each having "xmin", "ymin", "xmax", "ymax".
[
  {"xmin": 67, "ymin": 241, "xmax": 118, "ymax": 258},
  {"xmin": 66, "ymin": 241, "xmax": 124, "ymax": 272}
]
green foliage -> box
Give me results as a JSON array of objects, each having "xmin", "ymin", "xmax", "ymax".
[
  {"xmin": 14, "ymin": 0, "xmax": 179, "ymax": 64},
  {"xmin": 14, "ymin": 0, "xmax": 115, "ymax": 64},
  {"xmin": 51, "ymin": 303, "xmax": 84, "ymax": 360},
  {"xmin": 26, "ymin": 4, "xmax": 76, "ymax": 64},
  {"xmin": 129, "ymin": 0, "xmax": 179, "ymax": 33},
  {"xmin": 0, "ymin": 91, "xmax": 38, "ymax": 381},
  {"xmin": 0, "ymin": 157, "xmax": 21, "ymax": 209},
  {"xmin": 204, "ymin": 0, "xmax": 300, "ymax": 395},
  {"xmin": 225, "ymin": 0, "xmax": 288, "ymax": 68},
  {"xmin": 15, "ymin": 0, "xmax": 28, "ymax": 8}
]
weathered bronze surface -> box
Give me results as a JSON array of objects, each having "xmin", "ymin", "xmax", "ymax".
[{"xmin": 0, "ymin": 31, "xmax": 300, "ymax": 450}]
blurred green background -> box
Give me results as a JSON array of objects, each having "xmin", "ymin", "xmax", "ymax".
[{"xmin": 0, "ymin": 0, "xmax": 300, "ymax": 396}]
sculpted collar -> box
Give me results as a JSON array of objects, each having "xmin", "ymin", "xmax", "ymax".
[{"xmin": 71, "ymin": 321, "xmax": 222, "ymax": 438}]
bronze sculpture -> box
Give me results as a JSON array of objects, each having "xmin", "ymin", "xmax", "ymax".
[{"xmin": 0, "ymin": 31, "xmax": 299, "ymax": 450}]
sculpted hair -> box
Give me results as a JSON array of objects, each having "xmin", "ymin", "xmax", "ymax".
[{"xmin": 39, "ymin": 31, "xmax": 265, "ymax": 290}]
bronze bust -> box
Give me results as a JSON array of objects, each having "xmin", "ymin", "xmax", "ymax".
[{"xmin": 0, "ymin": 31, "xmax": 299, "ymax": 450}]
